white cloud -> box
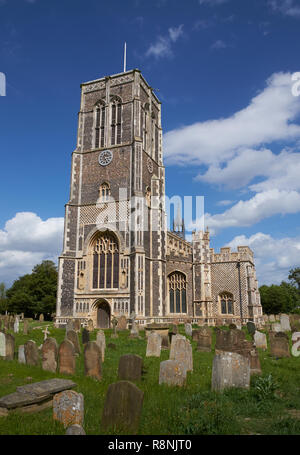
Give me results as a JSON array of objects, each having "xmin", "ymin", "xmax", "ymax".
[
  {"xmin": 146, "ymin": 25, "xmax": 184, "ymax": 59},
  {"xmin": 164, "ymin": 72, "xmax": 300, "ymax": 166},
  {"xmin": 216, "ymin": 200, "xmax": 235, "ymax": 206},
  {"xmin": 204, "ymin": 189, "xmax": 300, "ymax": 231},
  {"xmin": 211, "ymin": 39, "xmax": 228, "ymax": 49},
  {"xmin": 226, "ymin": 232, "xmax": 300, "ymax": 285},
  {"xmin": 0, "ymin": 212, "xmax": 64, "ymax": 285},
  {"xmin": 269, "ymin": 0, "xmax": 300, "ymax": 17}
]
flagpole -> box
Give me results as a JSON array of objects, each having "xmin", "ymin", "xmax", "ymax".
[{"xmin": 124, "ymin": 42, "xmax": 127, "ymax": 73}]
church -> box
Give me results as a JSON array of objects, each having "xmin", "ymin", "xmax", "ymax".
[{"xmin": 55, "ymin": 69, "xmax": 263, "ymax": 329}]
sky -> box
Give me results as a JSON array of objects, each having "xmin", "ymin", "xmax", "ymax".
[{"xmin": 0, "ymin": 0, "xmax": 300, "ymax": 287}]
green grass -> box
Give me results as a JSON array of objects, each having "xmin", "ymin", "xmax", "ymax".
[{"xmin": 1, "ymin": 323, "xmax": 300, "ymax": 435}]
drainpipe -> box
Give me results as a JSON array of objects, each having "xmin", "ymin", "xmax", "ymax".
[{"xmin": 237, "ymin": 261, "xmax": 243, "ymax": 322}]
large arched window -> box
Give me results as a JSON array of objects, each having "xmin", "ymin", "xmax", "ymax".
[
  {"xmin": 92, "ymin": 232, "xmax": 119, "ymax": 289},
  {"xmin": 111, "ymin": 97, "xmax": 122, "ymax": 145},
  {"xmin": 219, "ymin": 292, "xmax": 234, "ymax": 314},
  {"xmin": 94, "ymin": 101, "xmax": 106, "ymax": 148},
  {"xmin": 168, "ymin": 272, "xmax": 187, "ymax": 314}
]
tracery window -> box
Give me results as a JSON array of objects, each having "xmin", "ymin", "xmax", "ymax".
[
  {"xmin": 168, "ymin": 272, "xmax": 187, "ymax": 313},
  {"xmin": 219, "ymin": 292, "xmax": 233, "ymax": 314},
  {"xmin": 92, "ymin": 232, "xmax": 119, "ymax": 289},
  {"xmin": 94, "ymin": 101, "xmax": 106, "ymax": 148},
  {"xmin": 111, "ymin": 98, "xmax": 122, "ymax": 145},
  {"xmin": 99, "ymin": 182, "xmax": 110, "ymax": 202}
]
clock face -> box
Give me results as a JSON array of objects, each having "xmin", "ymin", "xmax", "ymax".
[{"xmin": 99, "ymin": 150, "xmax": 113, "ymax": 166}]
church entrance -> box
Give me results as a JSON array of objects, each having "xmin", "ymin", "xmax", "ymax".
[{"xmin": 96, "ymin": 300, "xmax": 111, "ymax": 329}]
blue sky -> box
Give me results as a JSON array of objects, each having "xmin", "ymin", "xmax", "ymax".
[{"xmin": 1, "ymin": 0, "xmax": 300, "ymax": 286}]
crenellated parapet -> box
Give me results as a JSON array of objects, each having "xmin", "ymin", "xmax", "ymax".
[{"xmin": 211, "ymin": 246, "xmax": 254, "ymax": 264}]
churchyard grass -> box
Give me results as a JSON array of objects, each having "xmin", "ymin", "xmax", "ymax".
[{"xmin": 0, "ymin": 322, "xmax": 300, "ymax": 435}]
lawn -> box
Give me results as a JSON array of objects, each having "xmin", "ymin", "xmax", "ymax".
[{"xmin": 0, "ymin": 322, "xmax": 300, "ymax": 435}]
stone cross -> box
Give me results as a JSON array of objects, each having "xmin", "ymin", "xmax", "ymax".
[
  {"xmin": 42, "ymin": 326, "xmax": 50, "ymax": 341},
  {"xmin": 111, "ymin": 316, "xmax": 118, "ymax": 338}
]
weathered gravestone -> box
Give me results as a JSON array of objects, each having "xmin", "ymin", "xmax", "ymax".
[
  {"xmin": 82, "ymin": 328, "xmax": 90, "ymax": 345},
  {"xmin": 101, "ymin": 381, "xmax": 144, "ymax": 433},
  {"xmin": 18, "ymin": 345, "xmax": 25, "ymax": 364},
  {"xmin": 66, "ymin": 424, "xmax": 86, "ymax": 435},
  {"xmin": 66, "ymin": 330, "xmax": 81, "ymax": 355},
  {"xmin": 169, "ymin": 336, "xmax": 193, "ymax": 372},
  {"xmin": 53, "ymin": 390, "xmax": 84, "ymax": 428},
  {"xmin": 116, "ymin": 315, "xmax": 127, "ymax": 331},
  {"xmin": 5, "ymin": 333, "xmax": 15, "ymax": 361},
  {"xmin": 118, "ymin": 354, "xmax": 143, "ymax": 381},
  {"xmin": 146, "ymin": 332, "xmax": 162, "ymax": 357},
  {"xmin": 111, "ymin": 316, "xmax": 118, "ymax": 339},
  {"xmin": 247, "ymin": 321, "xmax": 256, "ymax": 336},
  {"xmin": 159, "ymin": 360, "xmax": 187, "ymax": 387},
  {"xmin": 185, "ymin": 323, "xmax": 192, "ymax": 337},
  {"xmin": 84, "ymin": 342, "xmax": 102, "ymax": 381},
  {"xmin": 269, "ymin": 332, "xmax": 290, "ymax": 358},
  {"xmin": 13, "ymin": 316, "xmax": 19, "ymax": 334},
  {"xmin": 0, "ymin": 332, "xmax": 6, "ymax": 358},
  {"xmin": 168, "ymin": 323, "xmax": 178, "ymax": 343},
  {"xmin": 269, "ymin": 315, "xmax": 276, "ymax": 323},
  {"xmin": 272, "ymin": 323, "xmax": 282, "ymax": 333},
  {"xmin": 280, "ymin": 314, "xmax": 291, "ymax": 332},
  {"xmin": 24, "ymin": 340, "xmax": 39, "ymax": 366},
  {"xmin": 96, "ymin": 330, "xmax": 106, "ymax": 361},
  {"xmin": 23, "ymin": 319, "xmax": 29, "ymax": 335},
  {"xmin": 42, "ymin": 326, "xmax": 50, "ymax": 341},
  {"xmin": 87, "ymin": 319, "xmax": 94, "ymax": 332},
  {"xmin": 39, "ymin": 314, "xmax": 44, "ymax": 322},
  {"xmin": 169, "ymin": 334, "xmax": 186, "ymax": 358},
  {"xmin": 42, "ymin": 337, "xmax": 58, "ymax": 373},
  {"xmin": 211, "ymin": 352, "xmax": 250, "ymax": 391},
  {"xmin": 129, "ymin": 312, "xmax": 139, "ymax": 338},
  {"xmin": 194, "ymin": 327, "xmax": 212, "ymax": 352},
  {"xmin": 73, "ymin": 319, "xmax": 81, "ymax": 332},
  {"xmin": 292, "ymin": 332, "xmax": 300, "ymax": 357},
  {"xmin": 254, "ymin": 331, "xmax": 268, "ymax": 350},
  {"xmin": 59, "ymin": 340, "xmax": 76, "ymax": 375}
]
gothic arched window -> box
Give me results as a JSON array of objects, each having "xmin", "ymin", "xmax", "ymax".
[
  {"xmin": 99, "ymin": 182, "xmax": 110, "ymax": 202},
  {"xmin": 94, "ymin": 101, "xmax": 106, "ymax": 148},
  {"xmin": 219, "ymin": 292, "xmax": 233, "ymax": 314},
  {"xmin": 92, "ymin": 232, "xmax": 119, "ymax": 289},
  {"xmin": 111, "ymin": 98, "xmax": 122, "ymax": 145},
  {"xmin": 168, "ymin": 272, "xmax": 187, "ymax": 314}
]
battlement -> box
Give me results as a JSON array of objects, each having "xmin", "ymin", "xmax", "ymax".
[{"xmin": 210, "ymin": 245, "xmax": 254, "ymax": 263}]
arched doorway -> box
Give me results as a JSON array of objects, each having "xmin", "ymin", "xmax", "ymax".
[{"xmin": 96, "ymin": 300, "xmax": 111, "ymax": 328}]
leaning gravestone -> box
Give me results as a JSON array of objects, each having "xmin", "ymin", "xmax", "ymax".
[
  {"xmin": 84, "ymin": 342, "xmax": 102, "ymax": 381},
  {"xmin": 24, "ymin": 340, "xmax": 39, "ymax": 366},
  {"xmin": 185, "ymin": 323, "xmax": 192, "ymax": 337},
  {"xmin": 18, "ymin": 345, "xmax": 26, "ymax": 364},
  {"xmin": 0, "ymin": 332, "xmax": 6, "ymax": 358},
  {"xmin": 254, "ymin": 331, "xmax": 267, "ymax": 350},
  {"xmin": 169, "ymin": 334, "xmax": 186, "ymax": 359},
  {"xmin": 269, "ymin": 332, "xmax": 291, "ymax": 358},
  {"xmin": 118, "ymin": 354, "xmax": 143, "ymax": 381},
  {"xmin": 42, "ymin": 337, "xmax": 58, "ymax": 373},
  {"xmin": 146, "ymin": 332, "xmax": 162, "ymax": 357},
  {"xmin": 196, "ymin": 327, "xmax": 212, "ymax": 352},
  {"xmin": 101, "ymin": 381, "xmax": 144, "ymax": 433},
  {"xmin": 247, "ymin": 321, "xmax": 256, "ymax": 336},
  {"xmin": 23, "ymin": 319, "xmax": 29, "ymax": 335},
  {"xmin": 280, "ymin": 314, "xmax": 291, "ymax": 332},
  {"xmin": 116, "ymin": 315, "xmax": 127, "ymax": 331},
  {"xmin": 159, "ymin": 360, "xmax": 187, "ymax": 387},
  {"xmin": 66, "ymin": 330, "xmax": 81, "ymax": 355},
  {"xmin": 53, "ymin": 390, "xmax": 84, "ymax": 428},
  {"xmin": 82, "ymin": 328, "xmax": 90, "ymax": 345},
  {"xmin": 5, "ymin": 333, "xmax": 15, "ymax": 361},
  {"xmin": 170, "ymin": 335, "xmax": 193, "ymax": 372},
  {"xmin": 96, "ymin": 330, "xmax": 106, "ymax": 362},
  {"xmin": 59, "ymin": 340, "xmax": 76, "ymax": 375},
  {"xmin": 211, "ymin": 352, "xmax": 250, "ymax": 391}
]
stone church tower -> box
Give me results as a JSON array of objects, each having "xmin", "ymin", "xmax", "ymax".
[{"xmin": 56, "ymin": 69, "xmax": 263, "ymax": 328}]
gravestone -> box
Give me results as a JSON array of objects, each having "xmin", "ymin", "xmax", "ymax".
[
  {"xmin": 146, "ymin": 332, "xmax": 162, "ymax": 357},
  {"xmin": 195, "ymin": 327, "xmax": 212, "ymax": 352},
  {"xmin": 5, "ymin": 333, "xmax": 15, "ymax": 360},
  {"xmin": 159, "ymin": 360, "xmax": 187, "ymax": 387},
  {"xmin": 269, "ymin": 332, "xmax": 291, "ymax": 358},
  {"xmin": 87, "ymin": 319, "xmax": 94, "ymax": 332},
  {"xmin": 24, "ymin": 340, "xmax": 39, "ymax": 366},
  {"xmin": 96, "ymin": 330, "xmax": 106, "ymax": 362},
  {"xmin": 42, "ymin": 337, "xmax": 58, "ymax": 373},
  {"xmin": 247, "ymin": 321, "xmax": 256, "ymax": 335},
  {"xmin": 101, "ymin": 381, "xmax": 144, "ymax": 433},
  {"xmin": 23, "ymin": 319, "xmax": 29, "ymax": 335},
  {"xmin": 129, "ymin": 312, "xmax": 139, "ymax": 338},
  {"xmin": 66, "ymin": 319, "xmax": 74, "ymax": 333},
  {"xmin": 84, "ymin": 342, "xmax": 102, "ymax": 381},
  {"xmin": 59, "ymin": 340, "xmax": 76, "ymax": 375},
  {"xmin": 13, "ymin": 316, "xmax": 19, "ymax": 334},
  {"xmin": 269, "ymin": 315, "xmax": 276, "ymax": 323},
  {"xmin": 82, "ymin": 328, "xmax": 90, "ymax": 345},
  {"xmin": 280, "ymin": 314, "xmax": 291, "ymax": 332},
  {"xmin": 42, "ymin": 326, "xmax": 50, "ymax": 341},
  {"xmin": 111, "ymin": 316, "xmax": 119, "ymax": 339},
  {"xmin": 211, "ymin": 352, "xmax": 250, "ymax": 391},
  {"xmin": 272, "ymin": 323, "xmax": 282, "ymax": 333},
  {"xmin": 118, "ymin": 354, "xmax": 143, "ymax": 381},
  {"xmin": 116, "ymin": 315, "xmax": 127, "ymax": 331},
  {"xmin": 53, "ymin": 390, "xmax": 84, "ymax": 428},
  {"xmin": 73, "ymin": 320, "xmax": 81, "ymax": 332},
  {"xmin": 39, "ymin": 314, "xmax": 44, "ymax": 322},
  {"xmin": 185, "ymin": 323, "xmax": 192, "ymax": 337},
  {"xmin": 292, "ymin": 332, "xmax": 300, "ymax": 357},
  {"xmin": 254, "ymin": 331, "xmax": 267, "ymax": 350},
  {"xmin": 66, "ymin": 424, "xmax": 86, "ymax": 435},
  {"xmin": 0, "ymin": 332, "xmax": 6, "ymax": 358},
  {"xmin": 66, "ymin": 330, "xmax": 81, "ymax": 355},
  {"xmin": 18, "ymin": 345, "xmax": 26, "ymax": 364},
  {"xmin": 170, "ymin": 337, "xmax": 193, "ymax": 372},
  {"xmin": 169, "ymin": 334, "xmax": 186, "ymax": 359}
]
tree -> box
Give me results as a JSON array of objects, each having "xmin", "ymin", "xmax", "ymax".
[
  {"xmin": 6, "ymin": 260, "xmax": 58, "ymax": 318},
  {"xmin": 288, "ymin": 267, "xmax": 300, "ymax": 291},
  {"xmin": 260, "ymin": 281, "xmax": 300, "ymax": 314},
  {"xmin": 0, "ymin": 282, "xmax": 7, "ymax": 313}
]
